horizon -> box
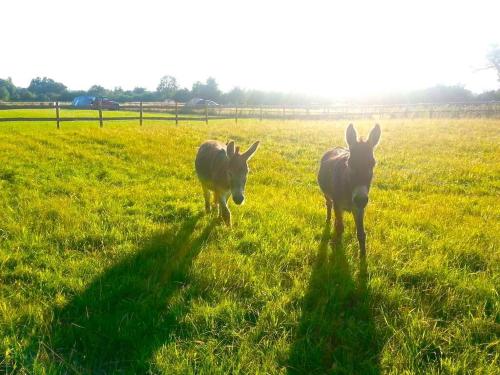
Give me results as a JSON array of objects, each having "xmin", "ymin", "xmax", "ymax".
[{"xmin": 2, "ymin": 0, "xmax": 499, "ymax": 98}]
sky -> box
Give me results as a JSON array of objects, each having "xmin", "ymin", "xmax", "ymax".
[{"xmin": 2, "ymin": 0, "xmax": 499, "ymax": 98}]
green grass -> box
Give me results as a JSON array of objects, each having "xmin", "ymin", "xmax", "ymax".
[
  {"xmin": 0, "ymin": 108, "xmax": 187, "ymax": 120},
  {"xmin": 0, "ymin": 114, "xmax": 498, "ymax": 374}
]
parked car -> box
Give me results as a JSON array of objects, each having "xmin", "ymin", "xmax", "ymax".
[
  {"xmin": 91, "ymin": 98, "xmax": 120, "ymax": 110},
  {"xmin": 185, "ymin": 98, "xmax": 219, "ymax": 107},
  {"xmin": 72, "ymin": 96, "xmax": 120, "ymax": 110}
]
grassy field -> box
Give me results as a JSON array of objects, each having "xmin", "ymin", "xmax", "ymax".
[
  {"xmin": 0, "ymin": 114, "xmax": 498, "ymax": 374},
  {"xmin": 0, "ymin": 108, "xmax": 183, "ymax": 120}
]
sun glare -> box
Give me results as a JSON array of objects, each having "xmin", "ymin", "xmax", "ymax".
[{"xmin": 1, "ymin": 0, "xmax": 499, "ymax": 96}]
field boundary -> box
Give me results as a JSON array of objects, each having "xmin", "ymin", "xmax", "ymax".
[{"xmin": 1, "ymin": 100, "xmax": 499, "ymax": 128}]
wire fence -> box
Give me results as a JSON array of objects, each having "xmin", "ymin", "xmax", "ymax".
[{"xmin": 0, "ymin": 100, "xmax": 499, "ymax": 128}]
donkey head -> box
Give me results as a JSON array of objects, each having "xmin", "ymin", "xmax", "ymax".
[
  {"xmin": 226, "ymin": 140, "xmax": 260, "ymax": 205},
  {"xmin": 345, "ymin": 124, "xmax": 381, "ymax": 210}
]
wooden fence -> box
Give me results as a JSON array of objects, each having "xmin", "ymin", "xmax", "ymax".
[{"xmin": 0, "ymin": 101, "xmax": 499, "ymax": 128}]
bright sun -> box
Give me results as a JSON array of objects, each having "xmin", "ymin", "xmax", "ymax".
[{"xmin": 1, "ymin": 0, "xmax": 498, "ymax": 96}]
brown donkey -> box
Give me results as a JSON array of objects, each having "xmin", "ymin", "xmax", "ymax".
[
  {"xmin": 195, "ymin": 140, "xmax": 260, "ymax": 226},
  {"xmin": 318, "ymin": 124, "xmax": 381, "ymax": 255}
]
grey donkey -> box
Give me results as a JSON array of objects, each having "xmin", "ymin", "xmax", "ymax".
[
  {"xmin": 318, "ymin": 124, "xmax": 381, "ymax": 255},
  {"xmin": 195, "ymin": 140, "xmax": 260, "ymax": 226}
]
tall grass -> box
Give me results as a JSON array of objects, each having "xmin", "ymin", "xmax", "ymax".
[{"xmin": 0, "ymin": 116, "xmax": 498, "ymax": 373}]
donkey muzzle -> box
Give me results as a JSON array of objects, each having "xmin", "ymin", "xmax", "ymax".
[
  {"xmin": 352, "ymin": 186, "xmax": 369, "ymax": 209},
  {"xmin": 232, "ymin": 194, "xmax": 245, "ymax": 205}
]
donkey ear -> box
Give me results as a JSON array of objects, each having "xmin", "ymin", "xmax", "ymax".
[
  {"xmin": 242, "ymin": 141, "xmax": 260, "ymax": 160},
  {"xmin": 227, "ymin": 141, "xmax": 235, "ymax": 157},
  {"xmin": 368, "ymin": 124, "xmax": 381, "ymax": 148},
  {"xmin": 345, "ymin": 124, "xmax": 357, "ymax": 147}
]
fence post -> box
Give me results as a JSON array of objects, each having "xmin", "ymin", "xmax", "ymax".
[
  {"xmin": 98, "ymin": 100, "xmax": 103, "ymax": 128},
  {"xmin": 205, "ymin": 102, "xmax": 208, "ymax": 124},
  {"xmin": 175, "ymin": 102, "xmax": 179, "ymax": 125},
  {"xmin": 139, "ymin": 101, "xmax": 143, "ymax": 126},
  {"xmin": 55, "ymin": 101, "xmax": 60, "ymax": 129},
  {"xmin": 235, "ymin": 106, "xmax": 238, "ymax": 124},
  {"xmin": 260, "ymin": 105, "xmax": 263, "ymax": 121}
]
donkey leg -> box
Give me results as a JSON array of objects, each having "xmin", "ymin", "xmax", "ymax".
[
  {"xmin": 212, "ymin": 191, "xmax": 220, "ymax": 216},
  {"xmin": 218, "ymin": 192, "xmax": 231, "ymax": 227},
  {"xmin": 202, "ymin": 184, "xmax": 211, "ymax": 213},
  {"xmin": 333, "ymin": 204, "xmax": 344, "ymax": 235},
  {"xmin": 325, "ymin": 196, "xmax": 333, "ymax": 223},
  {"xmin": 353, "ymin": 208, "xmax": 366, "ymax": 256}
]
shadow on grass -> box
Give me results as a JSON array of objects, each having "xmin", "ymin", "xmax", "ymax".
[
  {"xmin": 40, "ymin": 213, "xmax": 216, "ymax": 373},
  {"xmin": 287, "ymin": 224, "xmax": 382, "ymax": 374}
]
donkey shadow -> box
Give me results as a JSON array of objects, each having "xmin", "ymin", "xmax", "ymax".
[
  {"xmin": 287, "ymin": 225, "xmax": 381, "ymax": 374},
  {"xmin": 41, "ymin": 213, "xmax": 216, "ymax": 373}
]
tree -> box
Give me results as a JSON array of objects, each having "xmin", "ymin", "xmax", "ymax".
[
  {"xmin": 0, "ymin": 86, "xmax": 9, "ymax": 101},
  {"xmin": 157, "ymin": 75, "xmax": 178, "ymax": 100},
  {"xmin": 409, "ymin": 85, "xmax": 473, "ymax": 103},
  {"xmin": 133, "ymin": 87, "xmax": 147, "ymax": 94},
  {"xmin": 17, "ymin": 88, "xmax": 35, "ymax": 101},
  {"xmin": 173, "ymin": 88, "xmax": 191, "ymax": 103},
  {"xmin": 486, "ymin": 45, "xmax": 500, "ymax": 83},
  {"xmin": 476, "ymin": 89, "xmax": 500, "ymax": 101},
  {"xmin": 28, "ymin": 77, "xmax": 67, "ymax": 100},
  {"xmin": 191, "ymin": 81, "xmax": 204, "ymax": 97},
  {"xmin": 191, "ymin": 77, "xmax": 221, "ymax": 101},
  {"xmin": 0, "ymin": 78, "xmax": 17, "ymax": 101},
  {"xmin": 224, "ymin": 87, "xmax": 246, "ymax": 105},
  {"xmin": 246, "ymin": 90, "xmax": 266, "ymax": 105},
  {"xmin": 88, "ymin": 85, "xmax": 108, "ymax": 97},
  {"xmin": 204, "ymin": 77, "xmax": 221, "ymax": 101}
]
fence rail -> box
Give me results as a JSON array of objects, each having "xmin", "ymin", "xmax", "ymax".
[{"xmin": 0, "ymin": 101, "xmax": 499, "ymax": 127}]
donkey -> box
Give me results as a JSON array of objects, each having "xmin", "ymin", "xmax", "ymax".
[
  {"xmin": 318, "ymin": 123, "xmax": 381, "ymax": 255},
  {"xmin": 195, "ymin": 140, "xmax": 260, "ymax": 226}
]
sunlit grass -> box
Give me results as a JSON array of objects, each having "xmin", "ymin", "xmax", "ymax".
[
  {"xmin": 0, "ymin": 108, "xmax": 188, "ymax": 120},
  {"xmin": 0, "ymin": 115, "xmax": 498, "ymax": 373}
]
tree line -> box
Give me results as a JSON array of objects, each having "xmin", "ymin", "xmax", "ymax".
[{"xmin": 0, "ymin": 76, "xmax": 332, "ymax": 105}]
